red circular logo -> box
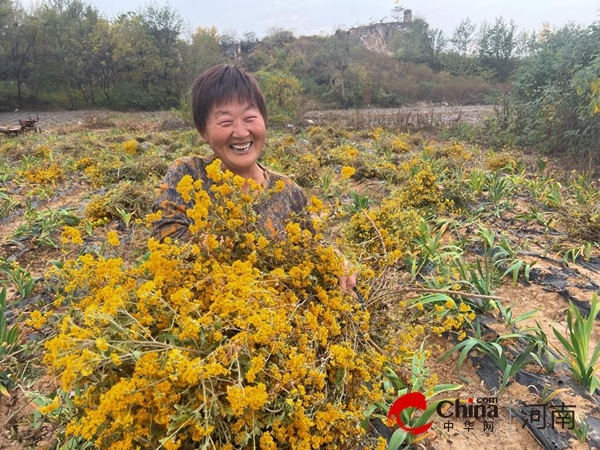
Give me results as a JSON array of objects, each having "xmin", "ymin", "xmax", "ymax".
[{"xmin": 387, "ymin": 392, "xmax": 434, "ymax": 435}]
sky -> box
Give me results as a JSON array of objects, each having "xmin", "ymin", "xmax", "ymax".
[{"xmin": 88, "ymin": 0, "xmax": 599, "ymax": 38}]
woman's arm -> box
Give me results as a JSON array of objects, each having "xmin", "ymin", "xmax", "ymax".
[{"xmin": 151, "ymin": 157, "xmax": 199, "ymax": 242}]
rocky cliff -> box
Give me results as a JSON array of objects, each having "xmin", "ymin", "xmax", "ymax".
[{"xmin": 347, "ymin": 22, "xmax": 410, "ymax": 55}]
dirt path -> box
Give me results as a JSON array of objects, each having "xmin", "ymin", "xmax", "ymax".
[
  {"xmin": 0, "ymin": 110, "xmax": 174, "ymax": 131},
  {"xmin": 304, "ymin": 104, "xmax": 495, "ymax": 127},
  {"xmin": 0, "ymin": 105, "xmax": 495, "ymax": 132}
]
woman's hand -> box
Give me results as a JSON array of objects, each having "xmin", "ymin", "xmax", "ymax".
[{"xmin": 338, "ymin": 259, "xmax": 358, "ymax": 293}]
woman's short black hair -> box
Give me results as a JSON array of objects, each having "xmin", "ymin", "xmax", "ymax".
[{"xmin": 191, "ymin": 64, "xmax": 268, "ymax": 133}]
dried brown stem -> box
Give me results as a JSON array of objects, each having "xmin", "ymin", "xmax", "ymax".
[{"xmin": 360, "ymin": 208, "xmax": 386, "ymax": 255}]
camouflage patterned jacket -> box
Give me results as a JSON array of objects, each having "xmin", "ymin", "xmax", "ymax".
[{"xmin": 152, "ymin": 155, "xmax": 309, "ymax": 242}]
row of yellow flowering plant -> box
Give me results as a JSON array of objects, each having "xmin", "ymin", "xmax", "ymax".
[{"xmin": 43, "ymin": 159, "xmax": 402, "ymax": 449}]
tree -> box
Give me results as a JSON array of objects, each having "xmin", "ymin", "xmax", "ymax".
[
  {"xmin": 0, "ymin": 0, "xmax": 13, "ymax": 38},
  {"xmin": 219, "ymin": 29, "xmax": 238, "ymax": 54},
  {"xmin": 240, "ymin": 31, "xmax": 258, "ymax": 53},
  {"xmin": 139, "ymin": 4, "xmax": 184, "ymax": 107},
  {"xmin": 110, "ymin": 12, "xmax": 161, "ymax": 108},
  {"xmin": 257, "ymin": 69, "xmax": 302, "ymax": 123},
  {"xmin": 83, "ymin": 19, "xmax": 119, "ymax": 103},
  {"xmin": 263, "ymin": 27, "xmax": 295, "ymax": 51},
  {"xmin": 508, "ymin": 23, "xmax": 600, "ymax": 158},
  {"xmin": 31, "ymin": 0, "xmax": 102, "ymax": 108},
  {"xmin": 344, "ymin": 62, "xmax": 372, "ymax": 107},
  {"xmin": 187, "ymin": 26, "xmax": 226, "ymax": 77},
  {"xmin": 391, "ymin": 18, "xmax": 425, "ymax": 62},
  {"xmin": 390, "ymin": 4, "xmax": 404, "ymax": 22},
  {"xmin": 318, "ymin": 29, "xmax": 360, "ymax": 105},
  {"xmin": 451, "ymin": 18, "xmax": 476, "ymax": 56},
  {"xmin": 513, "ymin": 30, "xmax": 535, "ymax": 59},
  {"xmin": 476, "ymin": 17, "xmax": 517, "ymax": 81},
  {"xmin": 427, "ymin": 27, "xmax": 447, "ymax": 70},
  {"xmin": 3, "ymin": 5, "xmax": 39, "ymax": 107}
]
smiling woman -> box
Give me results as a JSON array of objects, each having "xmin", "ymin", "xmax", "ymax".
[
  {"xmin": 152, "ymin": 64, "xmax": 357, "ymax": 291},
  {"xmin": 193, "ymin": 64, "xmax": 268, "ymax": 186},
  {"xmin": 152, "ymin": 64, "xmax": 357, "ymax": 290},
  {"xmin": 152, "ymin": 64, "xmax": 309, "ymax": 241},
  {"xmin": 199, "ymin": 100, "xmax": 266, "ymax": 185}
]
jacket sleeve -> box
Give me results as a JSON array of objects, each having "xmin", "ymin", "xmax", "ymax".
[
  {"xmin": 291, "ymin": 184, "xmax": 316, "ymax": 235},
  {"xmin": 151, "ymin": 158, "xmax": 196, "ymax": 243}
]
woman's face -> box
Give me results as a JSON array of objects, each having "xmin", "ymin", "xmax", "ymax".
[{"xmin": 200, "ymin": 99, "xmax": 266, "ymax": 177}]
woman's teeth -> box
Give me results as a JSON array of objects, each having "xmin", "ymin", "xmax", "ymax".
[{"xmin": 230, "ymin": 143, "xmax": 252, "ymax": 153}]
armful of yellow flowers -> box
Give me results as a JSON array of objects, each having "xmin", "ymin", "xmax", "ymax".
[{"xmin": 194, "ymin": 232, "xmax": 357, "ymax": 294}]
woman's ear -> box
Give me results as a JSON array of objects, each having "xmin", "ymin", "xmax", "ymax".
[{"xmin": 199, "ymin": 130, "xmax": 209, "ymax": 143}]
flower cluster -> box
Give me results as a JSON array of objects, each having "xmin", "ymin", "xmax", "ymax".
[
  {"xmin": 343, "ymin": 198, "xmax": 423, "ymax": 268},
  {"xmin": 371, "ymin": 127, "xmax": 384, "ymax": 142},
  {"xmin": 486, "ymin": 152, "xmax": 517, "ymax": 171},
  {"xmin": 21, "ymin": 163, "xmax": 63, "ymax": 185},
  {"xmin": 328, "ymin": 144, "xmax": 359, "ymax": 166},
  {"xmin": 84, "ymin": 194, "xmax": 114, "ymax": 222},
  {"xmin": 44, "ymin": 159, "xmax": 393, "ymax": 449},
  {"xmin": 396, "ymin": 158, "xmax": 442, "ymax": 209},
  {"xmin": 83, "ymin": 164, "xmax": 106, "ymax": 187},
  {"xmin": 341, "ymin": 166, "xmax": 356, "ymax": 179},
  {"xmin": 122, "ymin": 139, "xmax": 138, "ymax": 154},
  {"xmin": 391, "ymin": 137, "xmax": 411, "ymax": 153},
  {"xmin": 75, "ymin": 157, "xmax": 95, "ymax": 170},
  {"xmin": 35, "ymin": 145, "xmax": 52, "ymax": 158},
  {"xmin": 433, "ymin": 142, "xmax": 472, "ymax": 161}
]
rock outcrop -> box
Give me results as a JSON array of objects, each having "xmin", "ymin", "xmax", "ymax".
[{"xmin": 347, "ymin": 22, "xmax": 410, "ymax": 56}]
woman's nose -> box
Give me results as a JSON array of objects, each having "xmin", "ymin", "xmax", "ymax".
[{"xmin": 231, "ymin": 120, "xmax": 249, "ymax": 137}]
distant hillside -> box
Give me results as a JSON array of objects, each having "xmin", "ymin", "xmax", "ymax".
[{"xmin": 0, "ymin": 1, "xmax": 517, "ymax": 112}]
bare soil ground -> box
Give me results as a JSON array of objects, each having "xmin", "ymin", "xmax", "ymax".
[
  {"xmin": 304, "ymin": 105, "xmax": 494, "ymax": 127},
  {"xmin": 0, "ymin": 110, "xmax": 174, "ymax": 131},
  {"xmin": 0, "ymin": 104, "xmax": 494, "ymax": 132}
]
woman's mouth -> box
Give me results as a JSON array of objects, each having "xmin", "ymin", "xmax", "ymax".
[{"xmin": 229, "ymin": 142, "xmax": 252, "ymax": 153}]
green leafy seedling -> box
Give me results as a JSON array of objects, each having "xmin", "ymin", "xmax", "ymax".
[
  {"xmin": 552, "ymin": 293, "xmax": 600, "ymax": 394},
  {"xmin": 0, "ymin": 287, "xmax": 20, "ymax": 359}
]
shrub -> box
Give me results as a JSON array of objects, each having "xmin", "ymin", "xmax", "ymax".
[
  {"xmin": 257, "ymin": 70, "xmax": 302, "ymax": 124},
  {"xmin": 84, "ymin": 194, "xmax": 114, "ymax": 222},
  {"xmin": 21, "ymin": 163, "xmax": 63, "ymax": 185},
  {"xmin": 432, "ymin": 142, "xmax": 472, "ymax": 161},
  {"xmin": 486, "ymin": 152, "xmax": 517, "ymax": 171},
  {"xmin": 559, "ymin": 203, "xmax": 600, "ymax": 242},
  {"xmin": 119, "ymin": 155, "xmax": 169, "ymax": 182},
  {"xmin": 394, "ymin": 157, "xmax": 459, "ymax": 212},
  {"xmin": 84, "ymin": 182, "xmax": 157, "ymax": 222},
  {"xmin": 122, "ymin": 139, "xmax": 138, "ymax": 154},
  {"xmin": 343, "ymin": 199, "xmax": 423, "ymax": 267},
  {"xmin": 506, "ymin": 23, "xmax": 600, "ymax": 159}
]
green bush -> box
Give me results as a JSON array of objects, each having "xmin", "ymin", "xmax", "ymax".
[{"xmin": 504, "ymin": 23, "xmax": 600, "ymax": 158}]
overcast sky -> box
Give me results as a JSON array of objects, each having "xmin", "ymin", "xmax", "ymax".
[{"xmin": 89, "ymin": 0, "xmax": 599, "ymax": 38}]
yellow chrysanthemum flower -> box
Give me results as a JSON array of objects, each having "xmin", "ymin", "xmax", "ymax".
[
  {"xmin": 106, "ymin": 231, "xmax": 120, "ymax": 246},
  {"xmin": 341, "ymin": 166, "xmax": 356, "ymax": 179}
]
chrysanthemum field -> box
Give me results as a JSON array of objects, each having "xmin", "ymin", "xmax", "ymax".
[{"xmin": 1, "ymin": 111, "xmax": 599, "ymax": 450}]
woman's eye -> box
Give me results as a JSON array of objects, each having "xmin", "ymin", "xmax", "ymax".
[
  {"xmin": 219, "ymin": 121, "xmax": 233, "ymax": 126},
  {"xmin": 245, "ymin": 116, "xmax": 257, "ymax": 122}
]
